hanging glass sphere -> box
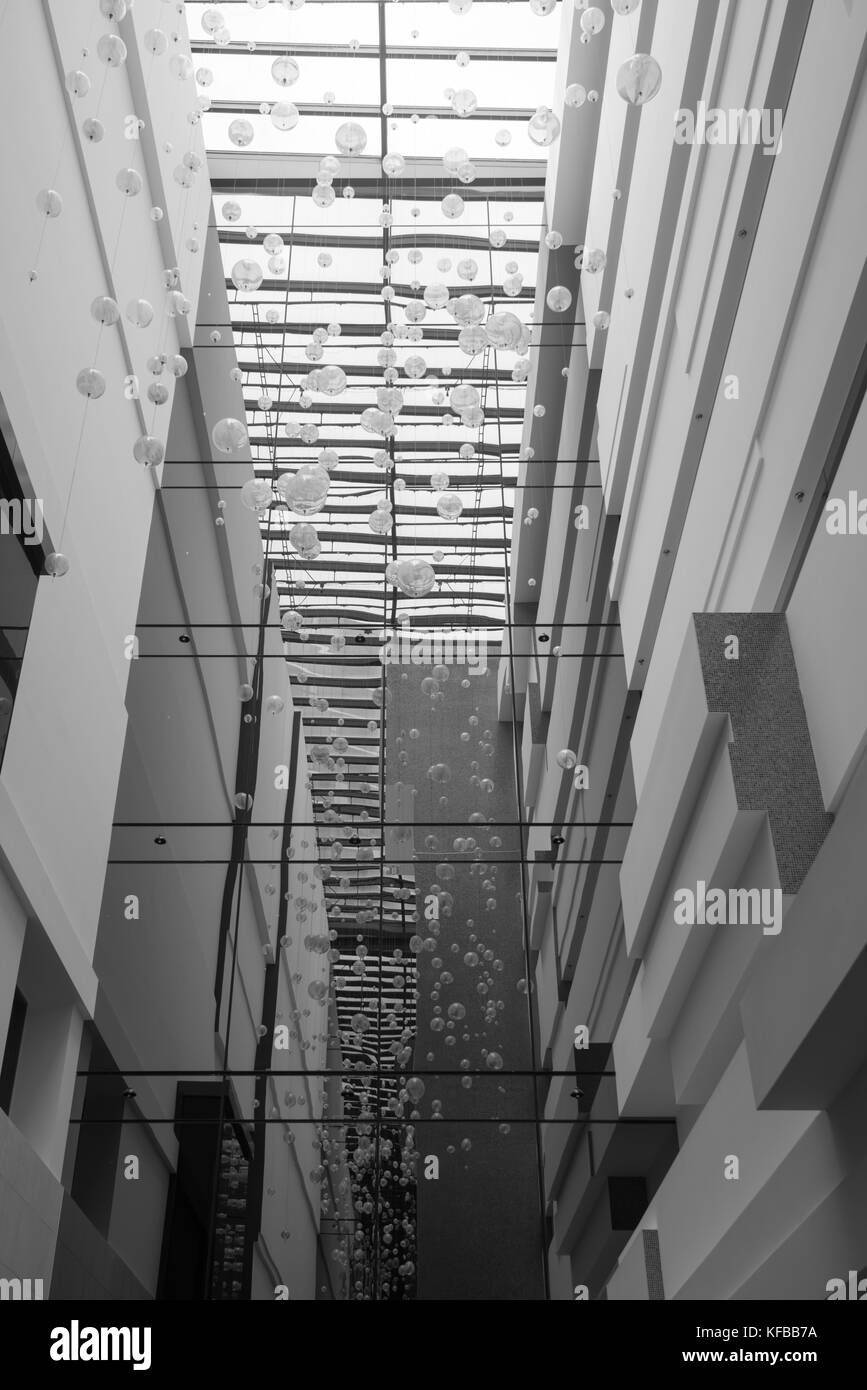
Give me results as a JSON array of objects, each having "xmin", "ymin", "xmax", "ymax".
[
  {"xmin": 528, "ymin": 106, "xmax": 561, "ymax": 146},
  {"xmin": 616, "ymin": 53, "xmax": 663, "ymax": 105},
  {"xmin": 580, "ymin": 6, "xmax": 606, "ymax": 36},
  {"xmin": 436, "ymin": 492, "xmax": 463, "ymax": 521},
  {"xmin": 456, "ymin": 259, "xmax": 478, "ymax": 283},
  {"xmin": 441, "ymin": 192, "xmax": 465, "ymax": 219},
  {"xmin": 82, "ymin": 118, "xmax": 105, "ymax": 143},
  {"xmin": 264, "ymin": 233, "xmax": 284, "ymax": 255},
  {"xmin": 169, "ymin": 54, "xmax": 194, "ymax": 81},
  {"xmin": 495, "ymin": 128, "xmax": 512, "ymax": 147},
  {"xmin": 312, "ymin": 185, "xmax": 335, "ymax": 208},
  {"xmin": 271, "ymin": 100, "xmax": 299, "ymax": 130},
  {"xmin": 201, "ymin": 8, "xmax": 225, "ymax": 36},
  {"xmin": 126, "ymin": 299, "xmax": 154, "ymax": 328},
  {"xmin": 368, "ymin": 507, "xmax": 393, "ymax": 534},
  {"xmin": 76, "ymin": 368, "xmax": 106, "ymax": 399},
  {"xmin": 382, "ymin": 153, "xmax": 406, "ymax": 177},
  {"xmin": 450, "ymin": 89, "xmax": 478, "ymax": 118},
  {"xmin": 458, "ymin": 325, "xmax": 487, "ymax": 355},
  {"xmin": 212, "ymin": 418, "xmax": 248, "ymax": 453},
  {"xmin": 449, "ymin": 0, "xmax": 473, "ymax": 12},
  {"xmin": 276, "ymin": 464, "xmax": 330, "ymax": 515},
  {"xmin": 36, "ymin": 189, "xmax": 63, "ymax": 218},
  {"xmin": 100, "ymin": 0, "xmax": 128, "ymax": 18},
  {"xmin": 393, "ymin": 558, "xmax": 436, "ymax": 597},
  {"xmin": 91, "ymin": 295, "xmax": 120, "ymax": 326},
  {"xmin": 485, "ymin": 310, "xmax": 524, "ymax": 350},
  {"xmin": 240, "ymin": 479, "xmax": 272, "ymax": 511},
  {"xmin": 228, "ymin": 120, "xmax": 257, "ymax": 151},
  {"xmin": 556, "ymin": 749, "xmax": 577, "ymax": 771},
  {"xmin": 443, "ymin": 146, "xmax": 468, "ymax": 174},
  {"xmin": 377, "ymin": 386, "xmax": 404, "ymax": 414},
  {"xmin": 231, "ymin": 259, "xmax": 263, "ymax": 292},
  {"xmin": 400, "ymin": 355, "xmax": 425, "ymax": 383},
  {"xmin": 316, "ymin": 365, "xmax": 347, "ymax": 397},
  {"xmin": 503, "ymin": 273, "xmax": 523, "ymax": 297},
  {"xmin": 272, "ymin": 56, "xmax": 300, "ymax": 86},
  {"xmin": 116, "ymin": 168, "xmax": 143, "ymax": 197},
  {"xmin": 360, "ymin": 406, "xmax": 396, "ymax": 434},
  {"xmin": 288, "ymin": 522, "xmax": 317, "ymax": 554},
  {"xmin": 97, "ymin": 34, "xmax": 127, "ymax": 66},
  {"xmin": 453, "ymin": 294, "xmax": 485, "ymax": 326},
  {"xmin": 546, "ymin": 284, "xmax": 572, "ymax": 312},
  {"xmin": 583, "ymin": 247, "xmax": 607, "ymax": 273},
  {"xmin": 565, "ymin": 83, "xmax": 587, "ymax": 109},
  {"xmin": 335, "ymin": 121, "xmax": 367, "ymax": 155},
  {"xmin": 133, "ymin": 435, "xmax": 164, "ymax": 467},
  {"xmin": 490, "ymin": 228, "xmax": 507, "ymax": 249},
  {"xmin": 450, "ymin": 384, "xmax": 479, "ymax": 410},
  {"xmin": 44, "ymin": 552, "xmax": 70, "ymax": 578},
  {"xmin": 196, "ymin": 66, "xmax": 213, "ymax": 86},
  {"xmin": 612, "ymin": 0, "xmax": 642, "ymax": 11},
  {"xmin": 592, "ymin": 309, "xmax": 611, "ymax": 330},
  {"xmin": 424, "ymin": 283, "xmax": 450, "ymax": 311},
  {"xmin": 66, "ymin": 70, "xmax": 91, "ymax": 98},
  {"xmin": 529, "ymin": 0, "xmax": 556, "ymax": 14},
  {"xmin": 222, "ymin": 200, "xmax": 242, "ymax": 223}
]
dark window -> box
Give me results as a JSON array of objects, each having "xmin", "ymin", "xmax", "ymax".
[
  {"xmin": 0, "ymin": 409, "xmax": 50, "ymax": 771},
  {"xmin": 70, "ymin": 1031, "xmax": 126, "ymax": 1238},
  {"xmin": 0, "ymin": 987, "xmax": 27, "ymax": 1115}
]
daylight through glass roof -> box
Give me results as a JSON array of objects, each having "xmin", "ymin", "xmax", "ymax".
[{"xmin": 187, "ymin": 0, "xmax": 563, "ymax": 1297}]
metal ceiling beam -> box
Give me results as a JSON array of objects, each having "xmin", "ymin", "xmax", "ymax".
[{"xmin": 191, "ymin": 41, "xmax": 557, "ymax": 63}]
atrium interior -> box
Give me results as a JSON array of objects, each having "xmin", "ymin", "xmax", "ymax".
[{"xmin": 1, "ymin": 0, "xmax": 867, "ymax": 1307}]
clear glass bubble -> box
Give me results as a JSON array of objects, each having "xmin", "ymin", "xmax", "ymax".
[
  {"xmin": 76, "ymin": 369, "xmax": 105, "ymax": 399},
  {"xmin": 228, "ymin": 118, "xmax": 255, "ymax": 147},
  {"xmin": 546, "ymin": 285, "xmax": 572, "ymax": 313},
  {"xmin": 335, "ymin": 121, "xmax": 367, "ymax": 155},
  {"xmin": 450, "ymin": 88, "xmax": 478, "ymax": 118},
  {"xmin": 97, "ymin": 34, "xmax": 127, "ymax": 66},
  {"xmin": 91, "ymin": 295, "xmax": 120, "ymax": 326},
  {"xmin": 115, "ymin": 168, "xmax": 142, "ymax": 198},
  {"xmin": 212, "ymin": 418, "xmax": 248, "ymax": 453},
  {"xmin": 133, "ymin": 435, "xmax": 164, "ymax": 467},
  {"xmin": 272, "ymin": 56, "xmax": 300, "ymax": 86},
  {"xmin": 616, "ymin": 53, "xmax": 663, "ymax": 105},
  {"xmin": 276, "ymin": 463, "xmax": 330, "ymax": 516},
  {"xmin": 528, "ymin": 106, "xmax": 561, "ymax": 146},
  {"xmin": 66, "ymin": 70, "xmax": 91, "ymax": 99},
  {"xmin": 36, "ymin": 189, "xmax": 63, "ymax": 218},
  {"xmin": 126, "ymin": 299, "xmax": 154, "ymax": 328},
  {"xmin": 271, "ymin": 100, "xmax": 299, "ymax": 130},
  {"xmin": 45, "ymin": 552, "xmax": 70, "ymax": 578},
  {"xmin": 580, "ymin": 6, "xmax": 606, "ymax": 36}
]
